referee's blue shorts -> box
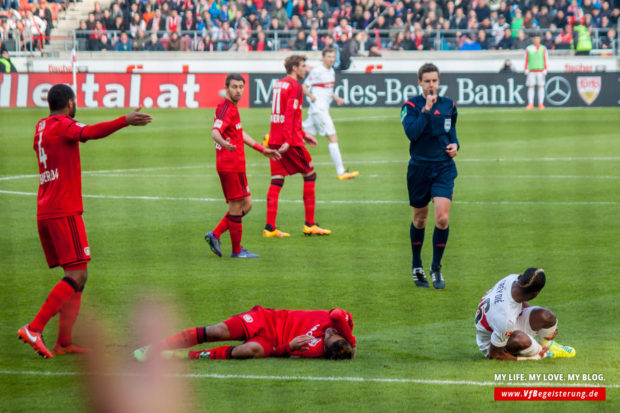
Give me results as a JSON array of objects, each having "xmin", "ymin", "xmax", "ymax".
[{"xmin": 407, "ymin": 160, "xmax": 457, "ymax": 208}]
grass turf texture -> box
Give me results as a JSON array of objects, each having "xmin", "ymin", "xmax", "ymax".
[{"xmin": 1, "ymin": 107, "xmax": 618, "ymax": 412}]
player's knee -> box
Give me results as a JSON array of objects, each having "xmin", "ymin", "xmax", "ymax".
[
  {"xmin": 506, "ymin": 330, "xmax": 531, "ymax": 354},
  {"xmin": 531, "ymin": 308, "xmax": 557, "ymax": 329},
  {"xmin": 303, "ymin": 172, "xmax": 317, "ymax": 182},
  {"xmin": 243, "ymin": 199, "xmax": 253, "ymax": 214},
  {"xmin": 413, "ymin": 216, "xmax": 427, "ymax": 228}
]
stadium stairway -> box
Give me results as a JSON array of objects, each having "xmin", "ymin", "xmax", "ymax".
[{"xmin": 46, "ymin": 0, "xmax": 113, "ymax": 53}]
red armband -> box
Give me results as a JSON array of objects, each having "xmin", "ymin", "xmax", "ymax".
[{"xmin": 252, "ymin": 142, "xmax": 265, "ymax": 153}]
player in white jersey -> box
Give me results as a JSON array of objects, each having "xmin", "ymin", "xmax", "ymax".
[
  {"xmin": 474, "ymin": 268, "xmax": 575, "ymax": 360},
  {"xmin": 303, "ymin": 48, "xmax": 359, "ymax": 180}
]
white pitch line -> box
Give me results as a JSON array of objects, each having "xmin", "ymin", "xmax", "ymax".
[
  {"xmin": 0, "ymin": 190, "xmax": 616, "ymax": 206},
  {"xmin": 0, "ymin": 370, "xmax": 616, "ymax": 388}
]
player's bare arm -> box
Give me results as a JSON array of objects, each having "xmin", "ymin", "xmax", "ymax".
[
  {"xmin": 212, "ymin": 128, "xmax": 235, "ymax": 151},
  {"xmin": 125, "ymin": 107, "xmax": 152, "ymax": 126},
  {"xmin": 488, "ymin": 344, "xmax": 518, "ymax": 360},
  {"xmin": 242, "ymin": 131, "xmax": 281, "ymax": 159},
  {"xmin": 303, "ymin": 133, "xmax": 318, "ymax": 147},
  {"xmin": 332, "ymin": 93, "xmax": 344, "ymax": 106},
  {"xmin": 303, "ymin": 84, "xmax": 316, "ymax": 102},
  {"xmin": 289, "ymin": 335, "xmax": 314, "ymax": 352}
]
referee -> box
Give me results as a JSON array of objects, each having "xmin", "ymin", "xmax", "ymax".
[{"xmin": 401, "ymin": 63, "xmax": 459, "ymax": 290}]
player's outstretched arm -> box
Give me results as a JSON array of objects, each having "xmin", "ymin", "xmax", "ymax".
[
  {"xmin": 125, "ymin": 107, "xmax": 152, "ymax": 126},
  {"xmin": 212, "ymin": 129, "xmax": 235, "ymax": 151},
  {"xmin": 243, "ymin": 132, "xmax": 281, "ymax": 159}
]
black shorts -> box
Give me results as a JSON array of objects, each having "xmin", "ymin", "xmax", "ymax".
[{"xmin": 407, "ymin": 160, "xmax": 457, "ymax": 208}]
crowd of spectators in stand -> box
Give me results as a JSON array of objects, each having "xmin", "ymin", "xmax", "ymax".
[
  {"xmin": 0, "ymin": 0, "xmax": 66, "ymax": 50},
  {"xmin": 2, "ymin": 0, "xmax": 619, "ymax": 53}
]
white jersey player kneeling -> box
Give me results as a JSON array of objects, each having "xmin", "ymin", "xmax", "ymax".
[
  {"xmin": 475, "ymin": 268, "xmax": 575, "ymax": 360},
  {"xmin": 302, "ymin": 48, "xmax": 359, "ymax": 181}
]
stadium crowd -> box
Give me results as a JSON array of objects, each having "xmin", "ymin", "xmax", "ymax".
[{"xmin": 1, "ymin": 0, "xmax": 618, "ymax": 53}]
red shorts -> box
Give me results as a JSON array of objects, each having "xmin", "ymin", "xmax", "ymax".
[
  {"xmin": 269, "ymin": 145, "xmax": 314, "ymax": 176},
  {"xmin": 224, "ymin": 305, "xmax": 276, "ymax": 357},
  {"xmin": 38, "ymin": 215, "xmax": 91, "ymax": 269},
  {"xmin": 218, "ymin": 171, "xmax": 250, "ymax": 202}
]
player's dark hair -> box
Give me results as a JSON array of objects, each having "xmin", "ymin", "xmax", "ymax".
[
  {"xmin": 517, "ymin": 268, "xmax": 546, "ymax": 293},
  {"xmin": 418, "ymin": 63, "xmax": 439, "ymax": 81},
  {"xmin": 324, "ymin": 339, "xmax": 353, "ymax": 360},
  {"xmin": 225, "ymin": 73, "xmax": 245, "ymax": 87},
  {"xmin": 47, "ymin": 84, "xmax": 75, "ymax": 111},
  {"xmin": 322, "ymin": 47, "xmax": 336, "ymax": 56},
  {"xmin": 284, "ymin": 55, "xmax": 306, "ymax": 74}
]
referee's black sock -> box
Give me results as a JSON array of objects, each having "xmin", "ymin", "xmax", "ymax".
[
  {"xmin": 410, "ymin": 223, "xmax": 425, "ymax": 268},
  {"xmin": 432, "ymin": 226, "xmax": 449, "ymax": 270}
]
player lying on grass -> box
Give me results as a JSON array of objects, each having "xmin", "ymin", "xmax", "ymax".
[
  {"xmin": 475, "ymin": 268, "xmax": 575, "ymax": 360},
  {"xmin": 134, "ymin": 306, "xmax": 355, "ymax": 361}
]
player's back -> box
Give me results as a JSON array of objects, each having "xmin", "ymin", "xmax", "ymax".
[
  {"xmin": 269, "ymin": 76, "xmax": 304, "ymax": 147},
  {"xmin": 475, "ymin": 274, "xmax": 522, "ymax": 337},
  {"xmin": 34, "ymin": 115, "xmax": 84, "ymax": 220}
]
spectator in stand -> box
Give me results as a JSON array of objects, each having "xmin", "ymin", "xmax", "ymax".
[
  {"xmin": 231, "ymin": 35, "xmax": 251, "ymax": 51},
  {"xmin": 555, "ymin": 24, "xmax": 573, "ymax": 49},
  {"xmin": 334, "ymin": 18, "xmax": 353, "ymax": 40},
  {"xmin": 76, "ymin": 19, "xmax": 89, "ymax": 46},
  {"xmin": 102, "ymin": 9, "xmax": 114, "ymax": 29},
  {"xmin": 133, "ymin": 28, "xmax": 148, "ymax": 50},
  {"xmin": 142, "ymin": 4, "xmax": 156, "ymax": 26},
  {"xmin": 199, "ymin": 33, "xmax": 216, "ymax": 51},
  {"xmin": 459, "ymin": 34, "xmax": 482, "ymax": 50},
  {"xmin": 512, "ymin": 29, "xmax": 528, "ymax": 49},
  {"xmin": 113, "ymin": 15, "xmax": 128, "ymax": 32},
  {"xmin": 183, "ymin": 9, "xmax": 197, "ymax": 31},
  {"xmin": 167, "ymin": 31, "xmax": 186, "ymax": 51},
  {"xmin": 167, "ymin": 9, "xmax": 181, "ymax": 33},
  {"xmin": 34, "ymin": 0, "xmax": 54, "ymax": 45},
  {"xmin": 129, "ymin": 14, "xmax": 146, "ymax": 38},
  {"xmin": 258, "ymin": 8, "xmax": 271, "ymax": 28},
  {"xmin": 543, "ymin": 30, "xmax": 555, "ymax": 49},
  {"xmin": 273, "ymin": 0, "xmax": 287, "ymax": 28},
  {"xmin": 114, "ymin": 31, "xmax": 133, "ymax": 51},
  {"xmin": 451, "ymin": 7, "xmax": 468, "ymax": 30},
  {"xmin": 291, "ymin": 29, "xmax": 306, "ymax": 50},
  {"xmin": 87, "ymin": 20, "xmax": 107, "ymax": 50},
  {"xmin": 478, "ymin": 29, "xmax": 492, "ymax": 49},
  {"xmin": 23, "ymin": 9, "xmax": 47, "ymax": 50},
  {"xmin": 86, "ymin": 12, "xmax": 97, "ymax": 30},
  {"xmin": 94, "ymin": 33, "xmax": 114, "ymax": 51},
  {"xmin": 392, "ymin": 31, "xmax": 409, "ymax": 50},
  {"xmin": 538, "ymin": 6, "xmax": 552, "ymax": 29},
  {"xmin": 497, "ymin": 27, "xmax": 513, "ymax": 49},
  {"xmin": 144, "ymin": 32, "xmax": 165, "ymax": 51},
  {"xmin": 511, "ymin": 8, "xmax": 524, "ymax": 38},
  {"xmin": 250, "ymin": 30, "xmax": 272, "ymax": 51},
  {"xmin": 243, "ymin": 0, "xmax": 257, "ymax": 17},
  {"xmin": 215, "ymin": 20, "xmax": 235, "ymax": 51},
  {"xmin": 492, "ymin": 14, "xmax": 509, "ymax": 44},
  {"xmin": 553, "ymin": 9, "xmax": 567, "ymax": 29},
  {"xmin": 475, "ymin": 0, "xmax": 491, "ymax": 22},
  {"xmin": 313, "ymin": 0, "xmax": 330, "ymax": 17},
  {"xmin": 305, "ymin": 27, "xmax": 323, "ymax": 51},
  {"xmin": 147, "ymin": 9, "xmax": 165, "ymax": 33},
  {"xmin": 599, "ymin": 27, "xmax": 616, "ymax": 50}
]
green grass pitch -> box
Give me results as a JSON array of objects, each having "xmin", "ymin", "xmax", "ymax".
[{"xmin": 1, "ymin": 106, "xmax": 619, "ymax": 412}]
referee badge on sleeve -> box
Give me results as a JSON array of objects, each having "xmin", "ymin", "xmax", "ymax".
[{"xmin": 444, "ymin": 118, "xmax": 451, "ymax": 132}]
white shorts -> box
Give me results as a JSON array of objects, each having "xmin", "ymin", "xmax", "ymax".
[
  {"xmin": 303, "ymin": 110, "xmax": 336, "ymax": 137},
  {"xmin": 476, "ymin": 306, "xmax": 541, "ymax": 357},
  {"xmin": 526, "ymin": 72, "xmax": 546, "ymax": 87}
]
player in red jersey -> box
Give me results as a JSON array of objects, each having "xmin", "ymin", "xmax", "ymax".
[
  {"xmin": 204, "ymin": 74, "xmax": 281, "ymax": 258},
  {"xmin": 133, "ymin": 306, "xmax": 355, "ymax": 361},
  {"xmin": 263, "ymin": 55, "xmax": 331, "ymax": 238},
  {"xmin": 17, "ymin": 84, "xmax": 152, "ymax": 358}
]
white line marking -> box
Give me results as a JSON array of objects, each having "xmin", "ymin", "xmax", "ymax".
[
  {"xmin": 0, "ymin": 370, "xmax": 616, "ymax": 388},
  {"xmin": 0, "ymin": 190, "xmax": 616, "ymax": 206}
]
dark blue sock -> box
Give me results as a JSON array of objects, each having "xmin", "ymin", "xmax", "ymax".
[
  {"xmin": 432, "ymin": 226, "xmax": 449, "ymax": 270},
  {"xmin": 410, "ymin": 223, "xmax": 425, "ymax": 268}
]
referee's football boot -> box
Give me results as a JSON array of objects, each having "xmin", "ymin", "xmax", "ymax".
[
  {"xmin": 430, "ymin": 265, "xmax": 445, "ymax": 290},
  {"xmin": 204, "ymin": 231, "xmax": 222, "ymax": 257},
  {"xmin": 546, "ymin": 341, "xmax": 576, "ymax": 359},
  {"xmin": 412, "ymin": 267, "xmax": 429, "ymax": 288},
  {"xmin": 302, "ymin": 222, "xmax": 331, "ymax": 236},
  {"xmin": 231, "ymin": 247, "xmax": 259, "ymax": 258}
]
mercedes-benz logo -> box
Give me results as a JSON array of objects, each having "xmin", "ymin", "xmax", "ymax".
[{"xmin": 545, "ymin": 76, "xmax": 571, "ymax": 106}]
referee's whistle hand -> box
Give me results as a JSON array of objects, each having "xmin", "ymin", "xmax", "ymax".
[{"xmin": 446, "ymin": 144, "xmax": 458, "ymax": 158}]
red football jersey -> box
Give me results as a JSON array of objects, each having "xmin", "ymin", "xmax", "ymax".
[
  {"xmin": 212, "ymin": 99, "xmax": 246, "ymax": 173},
  {"xmin": 34, "ymin": 114, "xmax": 128, "ymax": 220},
  {"xmin": 260, "ymin": 307, "xmax": 355, "ymax": 358},
  {"xmin": 268, "ymin": 76, "xmax": 305, "ymax": 147}
]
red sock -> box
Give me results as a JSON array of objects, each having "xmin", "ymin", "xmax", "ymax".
[
  {"xmin": 266, "ymin": 179, "xmax": 284, "ymax": 229},
  {"xmin": 161, "ymin": 327, "xmax": 207, "ymax": 349},
  {"xmin": 303, "ymin": 174, "xmax": 316, "ymax": 226},
  {"xmin": 57, "ymin": 292, "xmax": 82, "ymax": 346},
  {"xmin": 213, "ymin": 213, "xmax": 229, "ymax": 238},
  {"xmin": 29, "ymin": 277, "xmax": 79, "ymax": 332},
  {"xmin": 228, "ymin": 215, "xmax": 242, "ymax": 254},
  {"xmin": 189, "ymin": 345, "xmax": 234, "ymax": 360}
]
